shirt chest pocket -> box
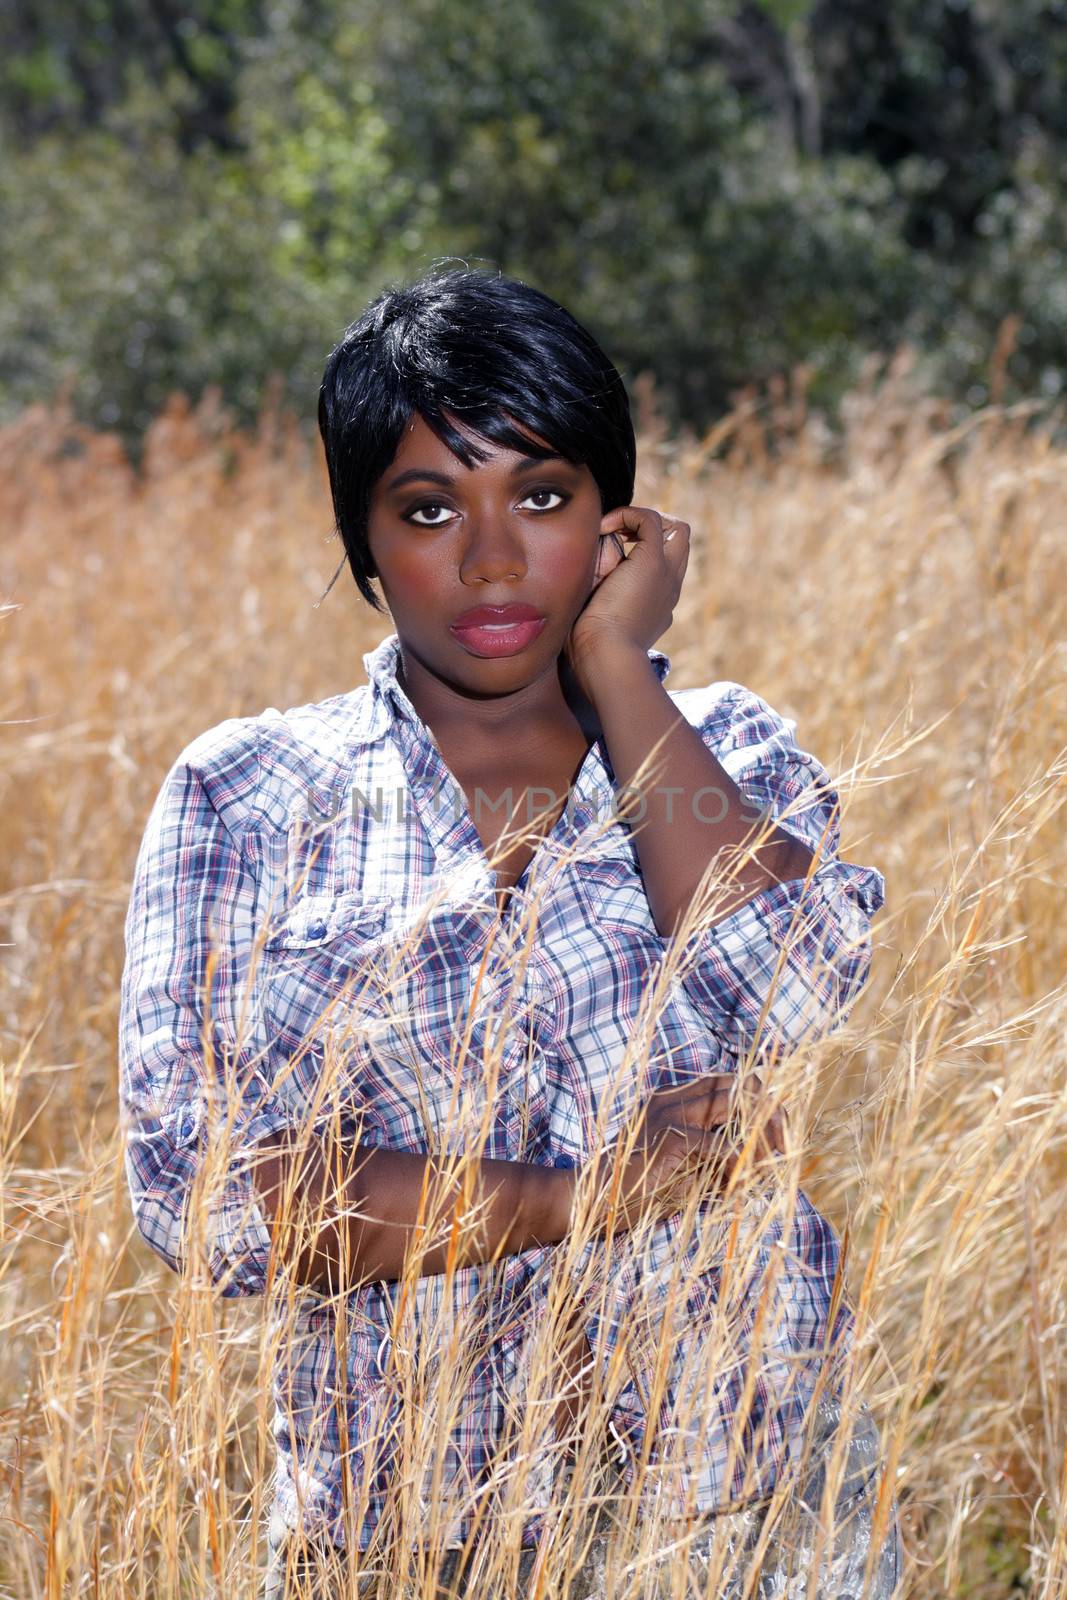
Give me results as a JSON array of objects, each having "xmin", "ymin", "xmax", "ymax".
[
  {"xmin": 260, "ymin": 891, "xmax": 395, "ymax": 1066},
  {"xmin": 571, "ymin": 853, "xmax": 662, "ymax": 940}
]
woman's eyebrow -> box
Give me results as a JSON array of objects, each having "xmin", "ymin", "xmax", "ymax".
[{"xmin": 385, "ymin": 454, "xmax": 571, "ymax": 493}]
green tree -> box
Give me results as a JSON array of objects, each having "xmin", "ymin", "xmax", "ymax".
[{"xmin": 2, "ymin": 0, "xmax": 1067, "ymax": 441}]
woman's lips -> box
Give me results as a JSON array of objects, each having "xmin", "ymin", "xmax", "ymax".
[{"xmin": 449, "ymin": 616, "xmax": 548, "ymax": 658}]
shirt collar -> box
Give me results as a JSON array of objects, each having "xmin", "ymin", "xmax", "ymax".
[{"xmin": 359, "ymin": 629, "xmax": 672, "ymax": 743}]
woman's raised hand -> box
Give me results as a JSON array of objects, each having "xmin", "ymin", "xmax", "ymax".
[
  {"xmin": 564, "ymin": 504, "xmax": 691, "ymax": 699},
  {"xmin": 581, "ymin": 1072, "xmax": 787, "ymax": 1235}
]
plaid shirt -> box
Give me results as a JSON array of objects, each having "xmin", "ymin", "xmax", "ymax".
[{"xmin": 118, "ymin": 631, "xmax": 885, "ymax": 1552}]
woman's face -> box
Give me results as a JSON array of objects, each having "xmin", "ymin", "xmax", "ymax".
[{"xmin": 366, "ymin": 411, "xmax": 607, "ymax": 701}]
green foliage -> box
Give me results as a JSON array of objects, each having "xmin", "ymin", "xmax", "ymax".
[
  {"xmin": 0, "ymin": 120, "xmax": 334, "ymax": 439},
  {"xmin": 2, "ymin": 0, "xmax": 1066, "ymax": 444}
]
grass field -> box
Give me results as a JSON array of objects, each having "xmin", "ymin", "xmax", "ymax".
[{"xmin": 1, "ymin": 354, "xmax": 1064, "ymax": 1597}]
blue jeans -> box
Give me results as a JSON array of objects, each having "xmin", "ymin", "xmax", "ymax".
[{"xmin": 262, "ymin": 1393, "xmax": 904, "ymax": 1598}]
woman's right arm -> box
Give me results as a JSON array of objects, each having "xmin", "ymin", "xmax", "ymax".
[{"xmin": 250, "ymin": 1072, "xmax": 787, "ymax": 1292}]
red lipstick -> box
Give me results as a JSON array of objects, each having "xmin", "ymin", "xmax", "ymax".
[{"xmin": 449, "ymin": 603, "xmax": 548, "ymax": 659}]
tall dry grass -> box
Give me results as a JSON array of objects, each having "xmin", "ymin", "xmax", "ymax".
[{"xmin": 0, "ymin": 351, "xmax": 1064, "ymax": 1598}]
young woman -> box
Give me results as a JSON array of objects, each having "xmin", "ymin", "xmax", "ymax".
[{"xmin": 118, "ymin": 267, "xmax": 903, "ymax": 1597}]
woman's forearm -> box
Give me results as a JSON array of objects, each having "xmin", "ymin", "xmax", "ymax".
[
  {"xmin": 250, "ymin": 1128, "xmax": 577, "ymax": 1292},
  {"xmin": 577, "ymin": 641, "xmax": 814, "ymax": 940}
]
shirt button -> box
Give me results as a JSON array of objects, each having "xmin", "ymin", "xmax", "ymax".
[{"xmin": 307, "ymin": 919, "xmax": 328, "ymax": 940}]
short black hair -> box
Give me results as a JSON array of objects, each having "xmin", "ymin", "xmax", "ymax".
[{"xmin": 317, "ymin": 265, "xmax": 636, "ymax": 613}]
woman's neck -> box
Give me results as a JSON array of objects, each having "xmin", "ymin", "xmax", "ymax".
[{"xmin": 396, "ymin": 650, "xmax": 602, "ymax": 755}]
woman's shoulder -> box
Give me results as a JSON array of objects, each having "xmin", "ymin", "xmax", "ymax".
[
  {"xmin": 666, "ymin": 676, "xmax": 778, "ymax": 741},
  {"xmin": 665, "ymin": 678, "xmax": 823, "ymax": 787},
  {"xmin": 167, "ymin": 682, "xmax": 375, "ymax": 837}
]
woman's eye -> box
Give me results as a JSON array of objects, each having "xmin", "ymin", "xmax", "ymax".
[
  {"xmin": 520, "ymin": 488, "xmax": 566, "ymax": 512},
  {"xmin": 407, "ymin": 503, "xmax": 455, "ymax": 526}
]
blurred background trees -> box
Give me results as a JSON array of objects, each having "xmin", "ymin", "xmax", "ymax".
[{"xmin": 2, "ymin": 0, "xmax": 1065, "ymax": 446}]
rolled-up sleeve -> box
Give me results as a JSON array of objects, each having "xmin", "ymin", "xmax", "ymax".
[
  {"xmin": 671, "ymin": 685, "xmax": 886, "ymax": 1067},
  {"xmin": 118, "ymin": 725, "xmax": 295, "ymax": 1297}
]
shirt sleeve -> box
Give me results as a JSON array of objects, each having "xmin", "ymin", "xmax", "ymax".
[
  {"xmin": 118, "ymin": 725, "xmax": 297, "ymax": 1298},
  {"xmin": 669, "ymin": 684, "xmax": 886, "ymax": 1067}
]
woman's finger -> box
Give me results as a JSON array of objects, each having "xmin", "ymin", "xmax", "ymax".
[
  {"xmin": 733, "ymin": 1076, "xmax": 788, "ymax": 1155},
  {"xmin": 599, "ymin": 504, "xmax": 666, "ymax": 550},
  {"xmin": 661, "ymin": 518, "xmax": 691, "ymax": 553},
  {"xmin": 670, "ymin": 1088, "xmax": 739, "ymax": 1134},
  {"xmin": 649, "ymin": 1074, "xmax": 735, "ymax": 1112},
  {"xmin": 754, "ymin": 1105, "xmax": 788, "ymax": 1162}
]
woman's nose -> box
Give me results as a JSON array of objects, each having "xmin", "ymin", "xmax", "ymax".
[{"xmin": 459, "ymin": 520, "xmax": 527, "ymax": 585}]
